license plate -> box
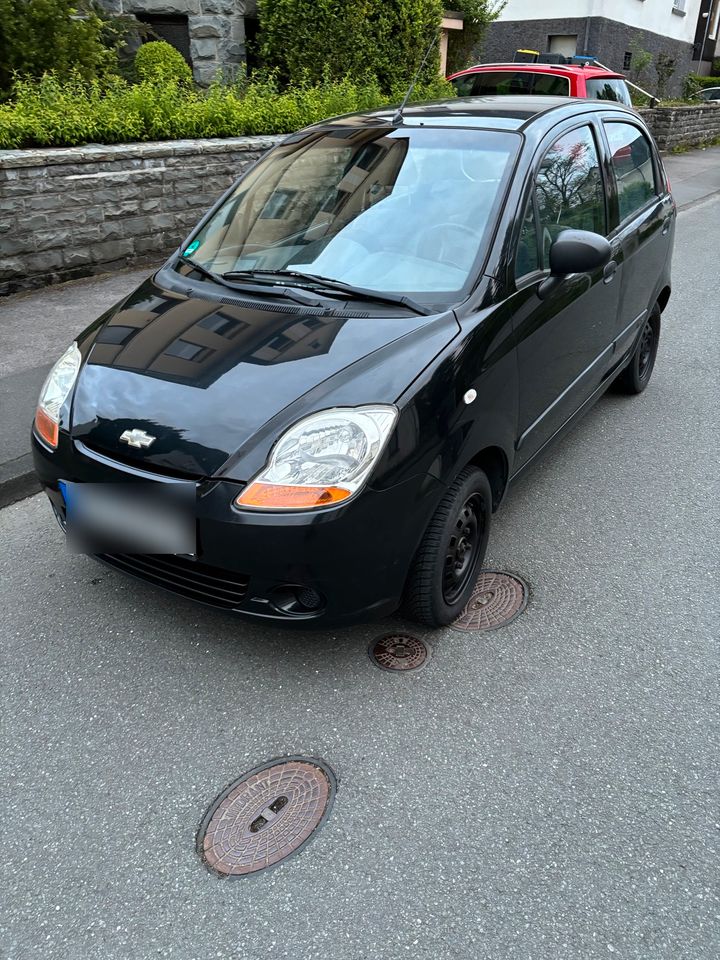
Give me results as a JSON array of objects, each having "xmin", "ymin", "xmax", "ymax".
[{"xmin": 59, "ymin": 480, "xmax": 196, "ymax": 555}]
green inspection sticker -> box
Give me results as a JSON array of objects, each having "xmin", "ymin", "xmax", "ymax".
[{"xmin": 183, "ymin": 240, "xmax": 200, "ymax": 256}]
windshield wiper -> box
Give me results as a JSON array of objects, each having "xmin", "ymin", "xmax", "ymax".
[
  {"xmin": 176, "ymin": 256, "xmax": 331, "ymax": 308},
  {"xmin": 221, "ymin": 269, "xmax": 432, "ymax": 316}
]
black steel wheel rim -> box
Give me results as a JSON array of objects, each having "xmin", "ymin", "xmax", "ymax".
[
  {"xmin": 442, "ymin": 493, "xmax": 483, "ymax": 604},
  {"xmin": 638, "ymin": 320, "xmax": 655, "ymax": 381}
]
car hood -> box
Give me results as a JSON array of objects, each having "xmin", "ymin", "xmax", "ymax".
[{"xmin": 70, "ymin": 273, "xmax": 460, "ymax": 479}]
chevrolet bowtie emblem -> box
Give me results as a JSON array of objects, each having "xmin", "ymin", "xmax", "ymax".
[{"xmin": 119, "ymin": 428, "xmax": 156, "ymax": 449}]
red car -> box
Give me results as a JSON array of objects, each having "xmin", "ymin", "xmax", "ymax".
[{"xmin": 448, "ymin": 62, "xmax": 632, "ymax": 106}]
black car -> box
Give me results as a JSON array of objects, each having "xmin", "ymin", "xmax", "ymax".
[{"xmin": 32, "ymin": 95, "xmax": 675, "ymax": 627}]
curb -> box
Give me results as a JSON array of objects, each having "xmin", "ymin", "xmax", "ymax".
[{"xmin": 0, "ymin": 454, "xmax": 40, "ymax": 509}]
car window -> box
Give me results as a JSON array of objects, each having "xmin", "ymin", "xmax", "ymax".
[
  {"xmin": 515, "ymin": 195, "xmax": 540, "ymax": 280},
  {"xmin": 183, "ymin": 127, "xmax": 520, "ymax": 303},
  {"xmin": 452, "ymin": 75, "xmax": 477, "ymax": 96},
  {"xmin": 604, "ymin": 121, "xmax": 658, "ymax": 223},
  {"xmin": 451, "ymin": 70, "xmax": 570, "ymax": 97},
  {"xmin": 585, "ymin": 77, "xmax": 632, "ymax": 106},
  {"xmin": 534, "ymin": 125, "xmax": 606, "ymax": 266}
]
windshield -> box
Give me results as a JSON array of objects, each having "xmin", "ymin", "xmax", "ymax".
[{"xmin": 180, "ymin": 126, "xmax": 520, "ymax": 305}]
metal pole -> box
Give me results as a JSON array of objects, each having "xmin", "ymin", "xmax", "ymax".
[{"xmin": 698, "ymin": 0, "xmax": 715, "ymax": 72}]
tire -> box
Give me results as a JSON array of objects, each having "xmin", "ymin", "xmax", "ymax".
[
  {"xmin": 404, "ymin": 466, "xmax": 492, "ymax": 628},
  {"xmin": 616, "ymin": 303, "xmax": 661, "ymax": 395}
]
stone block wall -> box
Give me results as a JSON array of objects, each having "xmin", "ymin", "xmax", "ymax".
[
  {"xmin": 639, "ymin": 104, "xmax": 720, "ymax": 151},
  {"xmin": 0, "ymin": 136, "xmax": 281, "ymax": 297},
  {"xmin": 100, "ymin": 0, "xmax": 248, "ymax": 86}
]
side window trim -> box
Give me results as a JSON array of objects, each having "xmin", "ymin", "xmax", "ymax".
[
  {"xmin": 512, "ymin": 185, "xmax": 545, "ymax": 288},
  {"xmin": 511, "ymin": 117, "xmax": 608, "ymax": 290},
  {"xmin": 601, "ymin": 118, "xmax": 662, "ymax": 233},
  {"xmin": 537, "ymin": 119, "xmax": 609, "ymax": 238}
]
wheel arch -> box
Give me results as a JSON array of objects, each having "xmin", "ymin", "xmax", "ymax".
[
  {"xmin": 656, "ymin": 285, "xmax": 671, "ymax": 313},
  {"xmin": 466, "ymin": 445, "xmax": 509, "ymax": 513}
]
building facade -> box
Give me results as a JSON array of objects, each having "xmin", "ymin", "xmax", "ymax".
[{"xmin": 481, "ymin": 0, "xmax": 718, "ymax": 97}]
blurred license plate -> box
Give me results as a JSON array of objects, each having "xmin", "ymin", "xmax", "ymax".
[{"xmin": 59, "ymin": 481, "xmax": 196, "ymax": 555}]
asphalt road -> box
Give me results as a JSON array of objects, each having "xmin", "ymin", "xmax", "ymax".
[{"xmin": 2, "ymin": 195, "xmax": 719, "ymax": 960}]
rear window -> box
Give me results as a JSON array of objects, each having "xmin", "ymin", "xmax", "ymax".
[
  {"xmin": 452, "ymin": 70, "xmax": 570, "ymax": 98},
  {"xmin": 585, "ymin": 77, "xmax": 632, "ymax": 106}
]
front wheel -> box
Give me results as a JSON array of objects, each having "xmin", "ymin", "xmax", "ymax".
[
  {"xmin": 404, "ymin": 466, "xmax": 492, "ymax": 627},
  {"xmin": 616, "ymin": 304, "xmax": 661, "ymax": 394}
]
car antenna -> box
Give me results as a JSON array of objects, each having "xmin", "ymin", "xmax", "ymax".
[{"xmin": 392, "ymin": 31, "xmax": 439, "ymax": 126}]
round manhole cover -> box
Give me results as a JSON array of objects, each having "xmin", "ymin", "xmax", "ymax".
[
  {"xmin": 197, "ymin": 758, "xmax": 335, "ymax": 878},
  {"xmin": 369, "ymin": 634, "xmax": 429, "ymax": 671},
  {"xmin": 452, "ymin": 571, "xmax": 528, "ymax": 632}
]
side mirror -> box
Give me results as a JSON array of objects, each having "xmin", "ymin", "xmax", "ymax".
[{"xmin": 539, "ymin": 229, "xmax": 612, "ymax": 299}]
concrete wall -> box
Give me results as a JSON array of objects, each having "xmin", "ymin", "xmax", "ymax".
[
  {"xmin": 497, "ymin": 0, "xmax": 701, "ymax": 44},
  {"xmin": 0, "ymin": 136, "xmax": 281, "ymax": 297}
]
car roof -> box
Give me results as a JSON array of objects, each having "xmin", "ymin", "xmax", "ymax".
[
  {"xmin": 450, "ymin": 63, "xmax": 625, "ymax": 80},
  {"xmin": 316, "ymin": 95, "xmax": 637, "ymax": 134}
]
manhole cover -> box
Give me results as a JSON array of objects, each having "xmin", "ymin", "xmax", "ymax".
[
  {"xmin": 452, "ymin": 571, "xmax": 528, "ymax": 632},
  {"xmin": 369, "ymin": 634, "xmax": 429, "ymax": 671},
  {"xmin": 197, "ymin": 758, "xmax": 335, "ymax": 878}
]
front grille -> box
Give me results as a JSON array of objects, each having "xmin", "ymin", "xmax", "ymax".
[{"xmin": 98, "ymin": 553, "xmax": 249, "ymax": 610}]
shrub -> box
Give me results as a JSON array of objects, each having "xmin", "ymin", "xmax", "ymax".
[
  {"xmin": 257, "ymin": 0, "xmax": 445, "ymax": 93},
  {"xmin": 684, "ymin": 72, "xmax": 720, "ymax": 98},
  {"xmin": 627, "ymin": 37, "xmax": 653, "ymax": 85},
  {"xmin": 0, "ymin": 72, "xmax": 456, "ymax": 149},
  {"xmin": 654, "ymin": 52, "xmax": 677, "ymax": 101},
  {"xmin": 445, "ymin": 0, "xmax": 505, "ymax": 76},
  {"xmin": 134, "ymin": 40, "xmax": 193, "ymax": 85},
  {"xmin": 0, "ymin": 0, "xmax": 117, "ymax": 96}
]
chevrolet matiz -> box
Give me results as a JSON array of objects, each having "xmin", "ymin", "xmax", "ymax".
[{"xmin": 32, "ymin": 96, "xmax": 675, "ymax": 627}]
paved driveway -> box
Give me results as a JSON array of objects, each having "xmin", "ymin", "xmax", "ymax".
[{"xmin": 2, "ymin": 195, "xmax": 719, "ymax": 960}]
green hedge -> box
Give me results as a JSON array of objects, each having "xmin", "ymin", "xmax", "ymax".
[
  {"xmin": 0, "ymin": 72, "xmax": 455, "ymax": 149},
  {"xmin": 134, "ymin": 41, "xmax": 193, "ymax": 85},
  {"xmin": 257, "ymin": 0, "xmax": 444, "ymax": 91},
  {"xmin": 684, "ymin": 73, "xmax": 720, "ymax": 97}
]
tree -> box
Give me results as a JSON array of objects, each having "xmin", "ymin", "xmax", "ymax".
[
  {"xmin": 0, "ymin": 0, "xmax": 141, "ymax": 97},
  {"xmin": 628, "ymin": 37, "xmax": 652, "ymax": 85},
  {"xmin": 445, "ymin": 0, "xmax": 505, "ymax": 76},
  {"xmin": 655, "ymin": 52, "xmax": 677, "ymax": 101},
  {"xmin": 257, "ymin": 0, "xmax": 445, "ymax": 92}
]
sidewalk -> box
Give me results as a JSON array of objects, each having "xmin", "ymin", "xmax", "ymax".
[{"xmin": 1, "ymin": 145, "xmax": 719, "ymax": 507}]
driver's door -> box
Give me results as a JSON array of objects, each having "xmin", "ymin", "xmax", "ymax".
[{"xmin": 510, "ymin": 121, "xmax": 621, "ymax": 468}]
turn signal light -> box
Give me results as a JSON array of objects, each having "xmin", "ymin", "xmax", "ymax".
[
  {"xmin": 35, "ymin": 407, "xmax": 59, "ymax": 448},
  {"xmin": 235, "ymin": 482, "xmax": 351, "ymax": 510}
]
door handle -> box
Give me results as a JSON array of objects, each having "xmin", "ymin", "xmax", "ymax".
[{"xmin": 603, "ymin": 260, "xmax": 618, "ymax": 284}]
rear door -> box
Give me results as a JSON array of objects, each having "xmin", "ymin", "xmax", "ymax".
[
  {"xmin": 508, "ymin": 120, "xmax": 621, "ymax": 467},
  {"xmin": 600, "ymin": 118, "xmax": 674, "ymax": 357}
]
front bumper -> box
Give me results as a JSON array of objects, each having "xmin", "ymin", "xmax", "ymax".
[{"xmin": 32, "ymin": 432, "xmax": 442, "ymax": 626}]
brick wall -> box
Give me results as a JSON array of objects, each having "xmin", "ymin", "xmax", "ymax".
[
  {"xmin": 0, "ymin": 136, "xmax": 281, "ymax": 297},
  {"xmin": 639, "ymin": 104, "xmax": 720, "ymax": 151}
]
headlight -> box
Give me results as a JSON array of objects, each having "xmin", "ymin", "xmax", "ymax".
[
  {"xmin": 235, "ymin": 405, "xmax": 397, "ymax": 510},
  {"xmin": 34, "ymin": 342, "xmax": 81, "ymax": 449}
]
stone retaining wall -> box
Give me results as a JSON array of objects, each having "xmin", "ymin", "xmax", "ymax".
[
  {"xmin": 0, "ymin": 136, "xmax": 281, "ymax": 297},
  {"xmin": 1, "ymin": 106, "xmax": 719, "ymax": 297},
  {"xmin": 639, "ymin": 103, "xmax": 720, "ymax": 151}
]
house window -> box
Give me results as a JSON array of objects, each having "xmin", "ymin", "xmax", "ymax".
[
  {"xmin": 623, "ymin": 51, "xmax": 632, "ymax": 70},
  {"xmin": 548, "ymin": 34, "xmax": 578, "ymax": 58}
]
